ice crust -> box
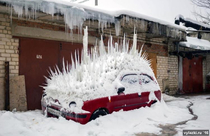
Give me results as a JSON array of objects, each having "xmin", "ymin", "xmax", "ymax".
[{"xmin": 43, "ymin": 27, "xmax": 160, "ymax": 109}]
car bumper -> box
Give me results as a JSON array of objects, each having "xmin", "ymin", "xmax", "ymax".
[{"xmin": 41, "ymin": 104, "xmax": 91, "ymax": 124}]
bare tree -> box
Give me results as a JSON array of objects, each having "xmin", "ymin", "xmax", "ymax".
[
  {"xmin": 70, "ymin": 0, "xmax": 89, "ymax": 3},
  {"xmin": 191, "ymin": 0, "xmax": 210, "ymax": 24}
]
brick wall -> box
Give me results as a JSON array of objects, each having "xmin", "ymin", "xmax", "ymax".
[
  {"xmin": 0, "ymin": 13, "xmax": 27, "ymax": 111},
  {"xmin": 0, "ymin": 12, "xmax": 172, "ymax": 110},
  {"xmin": 157, "ymin": 56, "xmax": 169, "ymax": 92},
  {"xmin": 168, "ymin": 55, "xmax": 179, "ymax": 95}
]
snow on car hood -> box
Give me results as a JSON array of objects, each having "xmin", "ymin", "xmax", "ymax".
[{"xmin": 43, "ymin": 27, "xmax": 160, "ymax": 109}]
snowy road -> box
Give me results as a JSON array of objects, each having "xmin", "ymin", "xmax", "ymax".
[{"xmin": 0, "ymin": 94, "xmax": 209, "ymax": 136}]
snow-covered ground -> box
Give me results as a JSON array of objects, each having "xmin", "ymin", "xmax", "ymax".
[
  {"xmin": 1, "ymin": 94, "xmax": 209, "ymax": 136},
  {"xmin": 176, "ymin": 95, "xmax": 210, "ymax": 136}
]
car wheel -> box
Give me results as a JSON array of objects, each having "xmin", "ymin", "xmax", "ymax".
[{"xmin": 90, "ymin": 109, "xmax": 108, "ymax": 121}]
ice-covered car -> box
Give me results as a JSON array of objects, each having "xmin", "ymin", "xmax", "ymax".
[
  {"xmin": 41, "ymin": 27, "xmax": 161, "ymax": 124},
  {"xmin": 41, "ymin": 72, "xmax": 161, "ymax": 124}
]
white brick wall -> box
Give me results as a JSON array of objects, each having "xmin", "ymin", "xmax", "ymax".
[
  {"xmin": 168, "ymin": 55, "xmax": 178, "ymax": 94},
  {"xmin": 157, "ymin": 56, "xmax": 169, "ymax": 92},
  {"xmin": 0, "ymin": 13, "xmax": 19, "ymax": 110}
]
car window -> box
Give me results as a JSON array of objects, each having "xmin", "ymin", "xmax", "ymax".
[
  {"xmin": 121, "ymin": 74, "xmax": 138, "ymax": 84},
  {"xmin": 139, "ymin": 74, "xmax": 153, "ymax": 84}
]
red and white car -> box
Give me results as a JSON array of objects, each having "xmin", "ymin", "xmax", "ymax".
[{"xmin": 41, "ymin": 72, "xmax": 161, "ymax": 124}]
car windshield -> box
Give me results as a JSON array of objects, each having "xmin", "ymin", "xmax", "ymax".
[
  {"xmin": 121, "ymin": 74, "xmax": 140, "ymax": 92},
  {"xmin": 139, "ymin": 74, "xmax": 152, "ymax": 84},
  {"xmin": 121, "ymin": 74, "xmax": 139, "ymax": 84},
  {"xmin": 120, "ymin": 74, "xmax": 156, "ymax": 93}
]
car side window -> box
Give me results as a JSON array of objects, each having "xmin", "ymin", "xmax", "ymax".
[
  {"xmin": 121, "ymin": 74, "xmax": 138, "ymax": 84},
  {"xmin": 139, "ymin": 74, "xmax": 153, "ymax": 84}
]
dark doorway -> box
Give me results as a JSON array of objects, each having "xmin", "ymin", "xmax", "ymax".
[
  {"xmin": 183, "ymin": 57, "xmax": 203, "ymax": 93},
  {"xmin": 19, "ymin": 38, "xmax": 84, "ymax": 110}
]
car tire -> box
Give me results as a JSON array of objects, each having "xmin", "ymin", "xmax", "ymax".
[{"xmin": 90, "ymin": 109, "xmax": 108, "ymax": 121}]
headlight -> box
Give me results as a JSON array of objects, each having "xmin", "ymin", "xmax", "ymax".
[{"xmin": 69, "ymin": 101, "xmax": 76, "ymax": 108}]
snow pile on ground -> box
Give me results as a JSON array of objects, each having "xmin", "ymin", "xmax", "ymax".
[
  {"xmin": 1, "ymin": 94, "xmax": 209, "ymax": 136},
  {"xmin": 0, "ymin": 98, "xmax": 194, "ymax": 136},
  {"xmin": 43, "ymin": 27, "xmax": 159, "ymax": 109}
]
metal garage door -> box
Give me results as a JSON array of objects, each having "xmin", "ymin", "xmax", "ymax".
[
  {"xmin": 19, "ymin": 38, "xmax": 83, "ymax": 110},
  {"xmin": 183, "ymin": 56, "xmax": 203, "ymax": 93}
]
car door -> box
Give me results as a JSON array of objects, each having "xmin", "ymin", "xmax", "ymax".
[
  {"xmin": 120, "ymin": 74, "xmax": 153, "ymax": 110},
  {"xmin": 120, "ymin": 74, "xmax": 143, "ymax": 111},
  {"xmin": 107, "ymin": 74, "xmax": 138, "ymax": 112}
]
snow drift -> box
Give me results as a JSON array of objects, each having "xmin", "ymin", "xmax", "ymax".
[{"xmin": 43, "ymin": 27, "xmax": 160, "ymax": 109}]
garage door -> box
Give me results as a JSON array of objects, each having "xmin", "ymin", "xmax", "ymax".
[
  {"xmin": 19, "ymin": 38, "xmax": 83, "ymax": 110},
  {"xmin": 147, "ymin": 53, "xmax": 157, "ymax": 78},
  {"xmin": 183, "ymin": 56, "xmax": 203, "ymax": 93}
]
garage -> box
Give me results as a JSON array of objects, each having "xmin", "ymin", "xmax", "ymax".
[{"xmin": 19, "ymin": 37, "xmax": 83, "ymax": 110}]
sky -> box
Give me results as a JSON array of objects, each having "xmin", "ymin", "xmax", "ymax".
[{"xmin": 67, "ymin": 0, "xmax": 208, "ymax": 24}]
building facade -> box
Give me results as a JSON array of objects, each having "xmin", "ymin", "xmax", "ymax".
[{"xmin": 0, "ymin": 1, "xmax": 186, "ymax": 110}]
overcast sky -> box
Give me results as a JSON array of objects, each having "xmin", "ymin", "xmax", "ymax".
[{"xmin": 72, "ymin": 0, "xmax": 208, "ymax": 24}]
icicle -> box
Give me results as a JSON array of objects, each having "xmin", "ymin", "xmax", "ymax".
[
  {"xmin": 108, "ymin": 37, "xmax": 110, "ymax": 54},
  {"xmin": 62, "ymin": 58, "xmax": 66, "ymax": 74},
  {"xmin": 115, "ymin": 42, "xmax": 118, "ymax": 52},
  {"xmin": 110, "ymin": 35, "xmax": 113, "ymax": 54},
  {"xmin": 71, "ymin": 54, "xmax": 75, "ymax": 70},
  {"xmin": 126, "ymin": 15, "xmax": 129, "ymax": 22},
  {"xmin": 123, "ymin": 34, "xmax": 126, "ymax": 52},
  {"xmin": 99, "ymin": 35, "xmax": 105, "ymax": 56},
  {"xmin": 13, "ymin": 4, "xmax": 23, "ymax": 18},
  {"xmin": 130, "ymin": 27, "xmax": 137, "ymax": 55},
  {"xmin": 94, "ymin": 38, "xmax": 98, "ymax": 48},
  {"xmin": 83, "ymin": 26, "xmax": 88, "ymax": 64},
  {"xmin": 126, "ymin": 39, "xmax": 129, "ymax": 53},
  {"xmin": 115, "ymin": 20, "xmax": 121, "ymax": 36},
  {"xmin": 139, "ymin": 43, "xmax": 144, "ymax": 57},
  {"xmin": 75, "ymin": 51, "xmax": 78, "ymax": 69},
  {"xmin": 101, "ymin": 22, "xmax": 104, "ymax": 32}
]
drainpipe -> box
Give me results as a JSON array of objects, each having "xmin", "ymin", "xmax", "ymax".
[
  {"xmin": 176, "ymin": 42, "xmax": 179, "ymax": 55},
  {"xmin": 4, "ymin": 61, "xmax": 9, "ymax": 111}
]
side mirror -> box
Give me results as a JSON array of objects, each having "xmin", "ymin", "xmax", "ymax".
[{"xmin": 117, "ymin": 87, "xmax": 125, "ymax": 95}]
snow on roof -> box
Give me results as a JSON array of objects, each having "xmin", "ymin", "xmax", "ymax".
[
  {"xmin": 175, "ymin": 14, "xmax": 210, "ymax": 30},
  {"xmin": 179, "ymin": 36, "xmax": 210, "ymax": 50},
  {"xmin": 0, "ymin": 0, "xmax": 186, "ymax": 32},
  {"xmin": 81, "ymin": 0, "xmax": 201, "ymax": 25}
]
